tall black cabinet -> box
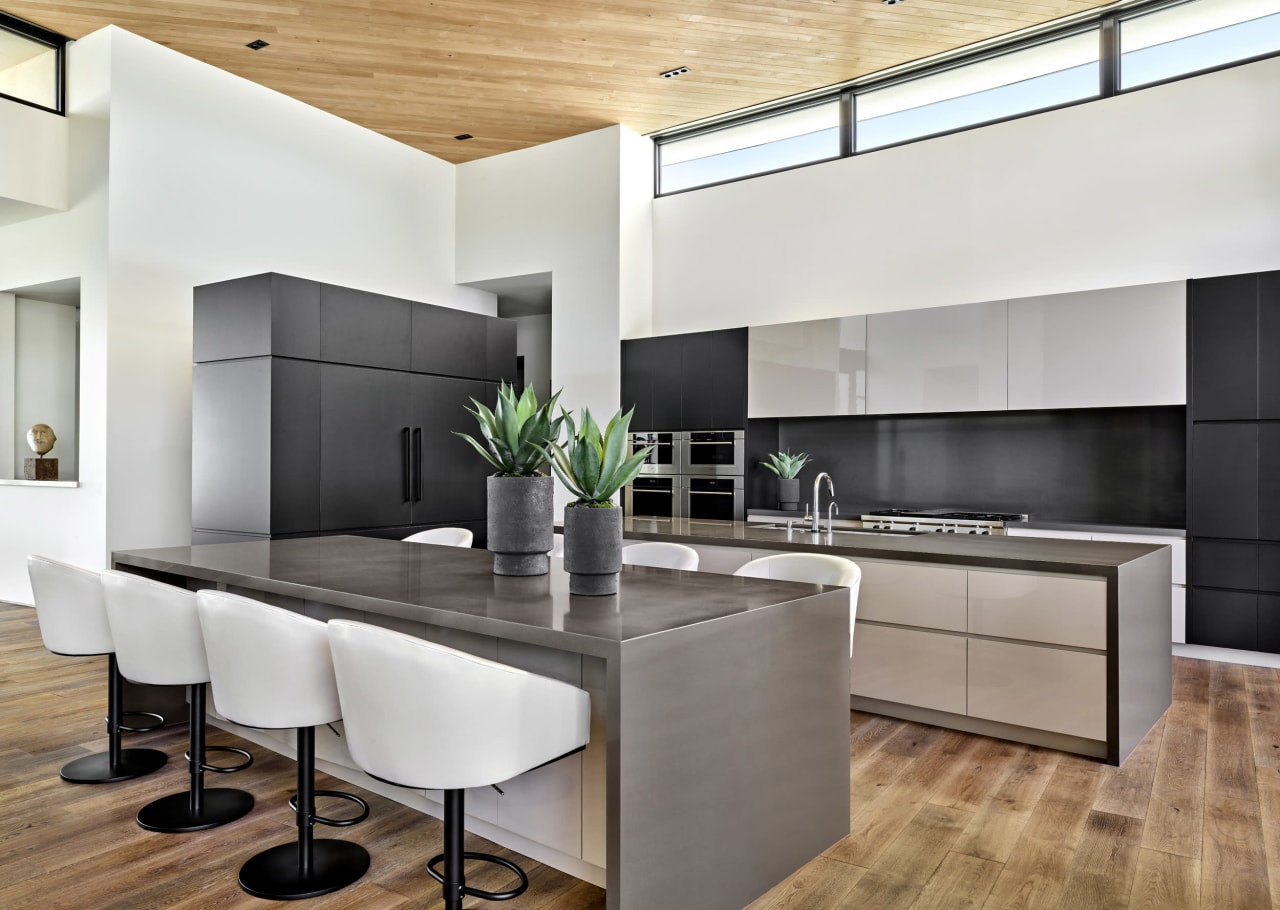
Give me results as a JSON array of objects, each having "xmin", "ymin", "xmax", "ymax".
[
  {"xmin": 620, "ymin": 328, "xmax": 748, "ymax": 431},
  {"xmin": 1187, "ymin": 270, "xmax": 1280, "ymax": 651},
  {"xmin": 192, "ymin": 273, "xmax": 516, "ymax": 544}
]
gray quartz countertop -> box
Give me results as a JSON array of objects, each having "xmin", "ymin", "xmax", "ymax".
[
  {"xmin": 622, "ymin": 517, "xmax": 1169, "ymax": 577},
  {"xmin": 112, "ymin": 535, "xmax": 831, "ymax": 659}
]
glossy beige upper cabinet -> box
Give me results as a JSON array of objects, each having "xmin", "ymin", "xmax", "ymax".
[
  {"xmin": 866, "ymin": 301, "xmax": 1008, "ymax": 414},
  {"xmin": 1007, "ymin": 282, "xmax": 1186, "ymax": 410},
  {"xmin": 748, "ymin": 317, "xmax": 866, "ymax": 418}
]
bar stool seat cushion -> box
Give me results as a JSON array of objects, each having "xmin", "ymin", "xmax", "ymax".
[{"xmin": 328, "ymin": 620, "xmax": 590, "ymax": 792}]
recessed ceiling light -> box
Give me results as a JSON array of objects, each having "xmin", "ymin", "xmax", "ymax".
[
  {"xmin": 454, "ymin": 133, "xmax": 474, "ymax": 140},
  {"xmin": 660, "ymin": 67, "xmax": 690, "ymax": 79},
  {"xmin": 882, "ymin": 0, "xmax": 904, "ymax": 5},
  {"xmin": 246, "ymin": 39, "xmax": 269, "ymax": 50}
]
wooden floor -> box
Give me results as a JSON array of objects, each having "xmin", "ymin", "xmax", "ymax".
[{"xmin": 2, "ymin": 598, "xmax": 1276, "ymax": 909}]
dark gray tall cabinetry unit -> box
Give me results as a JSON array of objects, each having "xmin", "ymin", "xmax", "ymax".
[
  {"xmin": 1187, "ymin": 270, "xmax": 1280, "ymax": 651},
  {"xmin": 192, "ymin": 273, "xmax": 517, "ymax": 545},
  {"xmin": 620, "ymin": 328, "xmax": 748, "ymax": 431}
]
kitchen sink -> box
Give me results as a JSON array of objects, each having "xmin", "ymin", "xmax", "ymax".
[{"xmin": 749, "ymin": 523, "xmax": 923, "ymax": 537}]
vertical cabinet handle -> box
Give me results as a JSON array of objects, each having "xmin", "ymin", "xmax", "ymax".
[
  {"xmin": 412, "ymin": 428, "xmax": 423, "ymax": 502},
  {"xmin": 401, "ymin": 427, "xmax": 411, "ymax": 502}
]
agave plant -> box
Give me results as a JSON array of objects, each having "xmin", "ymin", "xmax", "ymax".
[
  {"xmin": 454, "ymin": 383, "xmax": 567, "ymax": 476},
  {"xmin": 761, "ymin": 450, "xmax": 810, "ymax": 479},
  {"xmin": 542, "ymin": 407, "xmax": 653, "ymax": 506}
]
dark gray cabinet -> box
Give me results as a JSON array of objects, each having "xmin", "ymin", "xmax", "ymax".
[
  {"xmin": 621, "ymin": 328, "xmax": 747, "ymax": 431},
  {"xmin": 1187, "ymin": 269, "xmax": 1280, "ymax": 652},
  {"xmin": 1189, "ymin": 273, "xmax": 1259, "ymax": 421},
  {"xmin": 193, "ymin": 274, "xmax": 515, "ymax": 543}
]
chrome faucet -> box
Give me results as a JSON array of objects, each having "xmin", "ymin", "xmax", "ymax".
[{"xmin": 812, "ymin": 472, "xmax": 834, "ymax": 532}]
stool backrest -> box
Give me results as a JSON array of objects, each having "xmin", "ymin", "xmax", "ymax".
[
  {"xmin": 27, "ymin": 555, "xmax": 112, "ymax": 656},
  {"xmin": 101, "ymin": 570, "xmax": 208, "ymax": 687},
  {"xmin": 621, "ymin": 541, "xmax": 700, "ymax": 571},
  {"xmin": 403, "ymin": 527, "xmax": 473, "ymax": 548},
  {"xmin": 328, "ymin": 619, "xmax": 590, "ymax": 792},
  {"xmin": 196, "ymin": 590, "xmax": 341, "ymax": 729},
  {"xmin": 734, "ymin": 553, "xmax": 862, "ymax": 654}
]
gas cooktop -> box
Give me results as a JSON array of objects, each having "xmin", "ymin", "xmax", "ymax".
[{"xmin": 866, "ymin": 509, "xmax": 1029, "ymax": 522}]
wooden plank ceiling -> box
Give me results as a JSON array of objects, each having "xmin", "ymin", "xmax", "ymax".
[{"xmin": 5, "ymin": 0, "xmax": 1109, "ymax": 163}]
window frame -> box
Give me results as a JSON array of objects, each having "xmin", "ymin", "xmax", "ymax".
[
  {"xmin": 653, "ymin": 0, "xmax": 1280, "ymax": 197},
  {"xmin": 0, "ymin": 10, "xmax": 68, "ymax": 116}
]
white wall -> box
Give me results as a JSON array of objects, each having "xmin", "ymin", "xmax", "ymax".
[
  {"xmin": 513, "ymin": 313, "xmax": 553, "ymax": 403},
  {"xmin": 0, "ymin": 26, "xmax": 495, "ymax": 603},
  {"xmin": 0, "ymin": 30, "xmax": 111, "ymax": 605},
  {"xmin": 0, "ymin": 98, "xmax": 68, "ymax": 224},
  {"xmin": 652, "ymin": 54, "xmax": 1280, "ymax": 334},
  {"xmin": 12, "ymin": 298, "xmax": 78, "ymax": 480},
  {"xmin": 0, "ymin": 293, "xmax": 13, "ymax": 474},
  {"xmin": 457, "ymin": 126, "xmax": 636, "ymax": 434}
]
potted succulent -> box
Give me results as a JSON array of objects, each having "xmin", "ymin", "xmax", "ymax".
[
  {"xmin": 455, "ymin": 383, "xmax": 566, "ymax": 576},
  {"xmin": 543, "ymin": 407, "xmax": 652, "ymax": 595},
  {"xmin": 761, "ymin": 450, "xmax": 810, "ymax": 511}
]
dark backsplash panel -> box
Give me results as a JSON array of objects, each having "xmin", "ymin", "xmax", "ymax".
[{"xmin": 749, "ymin": 406, "xmax": 1186, "ymax": 527}]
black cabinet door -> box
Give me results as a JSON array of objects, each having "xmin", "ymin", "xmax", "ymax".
[
  {"xmin": 1190, "ymin": 274, "xmax": 1258, "ymax": 421},
  {"xmin": 1259, "ymin": 594, "xmax": 1280, "ymax": 654},
  {"xmin": 1191, "ymin": 423, "xmax": 1258, "ymax": 540},
  {"xmin": 680, "ymin": 328, "xmax": 747, "ymax": 430},
  {"xmin": 1190, "ymin": 539, "xmax": 1258, "ymax": 590},
  {"xmin": 319, "ymin": 364, "xmax": 413, "ymax": 531},
  {"xmin": 1260, "ymin": 271, "xmax": 1280, "ymax": 419},
  {"xmin": 193, "ymin": 273, "xmax": 320, "ymax": 363},
  {"xmin": 269, "ymin": 358, "xmax": 322, "ymax": 534},
  {"xmin": 650, "ymin": 336, "xmax": 684, "ymax": 430},
  {"xmin": 621, "ymin": 337, "xmax": 664, "ymax": 430},
  {"xmin": 412, "ymin": 304, "xmax": 488, "ymax": 379},
  {"xmin": 1261, "ymin": 423, "xmax": 1280, "ymax": 541},
  {"xmin": 486, "ymin": 318, "xmax": 518, "ymax": 385},
  {"xmin": 411, "ymin": 376, "xmax": 492, "ymax": 524},
  {"xmin": 1187, "ymin": 588, "xmax": 1257, "ymax": 650},
  {"xmin": 320, "ymin": 284, "xmax": 412, "ymax": 370}
]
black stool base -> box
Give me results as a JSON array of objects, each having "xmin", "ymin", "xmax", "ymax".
[
  {"xmin": 138, "ymin": 787, "xmax": 254, "ymax": 833},
  {"xmin": 59, "ymin": 748, "xmax": 168, "ymax": 784},
  {"xmin": 427, "ymin": 851, "xmax": 529, "ymax": 902},
  {"xmin": 238, "ymin": 839, "xmax": 370, "ymax": 901}
]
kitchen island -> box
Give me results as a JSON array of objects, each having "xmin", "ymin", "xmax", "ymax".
[
  {"xmin": 111, "ymin": 535, "xmax": 851, "ymax": 910},
  {"xmin": 623, "ymin": 517, "xmax": 1173, "ymax": 765}
]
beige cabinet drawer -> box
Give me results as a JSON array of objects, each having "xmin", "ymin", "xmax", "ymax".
[
  {"xmin": 850, "ymin": 623, "xmax": 967, "ymax": 715},
  {"xmin": 968, "ymin": 570, "xmax": 1106, "ymax": 649},
  {"xmin": 856, "ymin": 559, "xmax": 967, "ymax": 632},
  {"xmin": 967, "ymin": 639, "xmax": 1106, "ymax": 741}
]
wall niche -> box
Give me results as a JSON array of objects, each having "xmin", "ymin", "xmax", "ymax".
[{"xmin": 0, "ymin": 277, "xmax": 79, "ymax": 484}]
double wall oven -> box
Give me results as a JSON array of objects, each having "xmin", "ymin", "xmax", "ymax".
[{"xmin": 624, "ymin": 430, "xmax": 745, "ymax": 522}]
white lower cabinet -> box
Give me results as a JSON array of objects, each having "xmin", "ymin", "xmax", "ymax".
[
  {"xmin": 856, "ymin": 559, "xmax": 967, "ymax": 631},
  {"xmin": 850, "ymin": 623, "xmax": 967, "ymax": 715},
  {"xmin": 491, "ymin": 640, "xmax": 585, "ymax": 859},
  {"xmin": 683, "ymin": 543, "xmax": 755, "ymax": 575},
  {"xmin": 967, "ymin": 639, "xmax": 1106, "ymax": 740},
  {"xmin": 968, "ymin": 570, "xmax": 1106, "ymax": 649}
]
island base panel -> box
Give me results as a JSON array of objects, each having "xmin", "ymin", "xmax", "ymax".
[
  {"xmin": 849, "ymin": 695, "xmax": 1109, "ymax": 761},
  {"xmin": 611, "ymin": 588, "xmax": 852, "ymax": 909}
]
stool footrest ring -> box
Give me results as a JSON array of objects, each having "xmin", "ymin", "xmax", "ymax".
[
  {"xmin": 288, "ymin": 789, "xmax": 370, "ymax": 827},
  {"xmin": 185, "ymin": 745, "xmax": 254, "ymax": 773},
  {"xmin": 426, "ymin": 851, "xmax": 529, "ymax": 901},
  {"xmin": 116, "ymin": 710, "xmax": 165, "ymax": 733}
]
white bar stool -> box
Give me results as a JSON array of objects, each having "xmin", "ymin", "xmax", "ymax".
[
  {"xmin": 196, "ymin": 590, "xmax": 370, "ymax": 900},
  {"xmin": 734, "ymin": 552, "xmax": 862, "ymax": 651},
  {"xmin": 403, "ymin": 527, "xmax": 473, "ymax": 547},
  {"xmin": 327, "ymin": 619, "xmax": 590, "ymax": 910},
  {"xmin": 621, "ymin": 540, "xmax": 700, "ymax": 570},
  {"xmin": 101, "ymin": 570, "xmax": 255, "ymax": 832},
  {"xmin": 26, "ymin": 555, "xmax": 168, "ymax": 784}
]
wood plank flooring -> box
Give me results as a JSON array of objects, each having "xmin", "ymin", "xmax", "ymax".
[{"xmin": 2, "ymin": 599, "xmax": 1276, "ymax": 909}]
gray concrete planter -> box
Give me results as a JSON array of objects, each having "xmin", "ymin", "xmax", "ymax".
[
  {"xmin": 487, "ymin": 474, "xmax": 554, "ymax": 576},
  {"xmin": 778, "ymin": 477, "xmax": 801, "ymax": 511},
  {"xmin": 563, "ymin": 504, "xmax": 623, "ymax": 596}
]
